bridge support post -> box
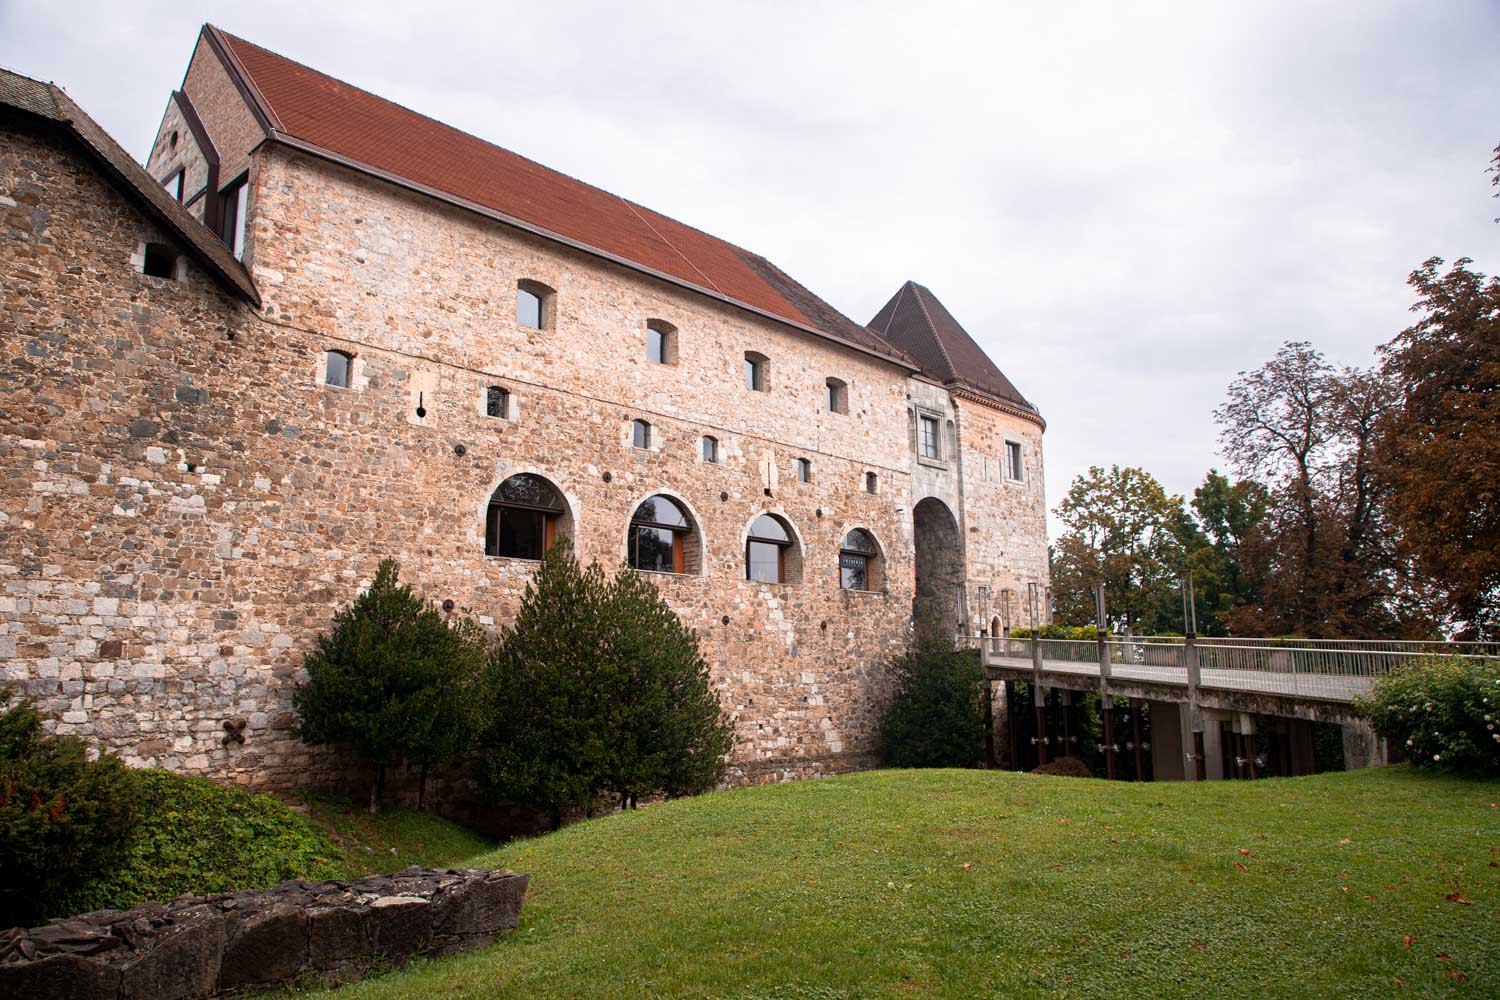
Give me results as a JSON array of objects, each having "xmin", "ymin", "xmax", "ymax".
[
  {"xmin": 1181, "ymin": 574, "xmax": 1206, "ymax": 781},
  {"xmin": 1130, "ymin": 698, "xmax": 1145, "ymax": 779},
  {"xmin": 1095, "ymin": 583, "xmax": 1116, "ymax": 780},
  {"xmin": 1028, "ymin": 583, "xmax": 1047, "ymax": 766}
]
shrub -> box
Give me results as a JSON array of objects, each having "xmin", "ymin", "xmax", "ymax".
[
  {"xmin": 294, "ymin": 559, "xmax": 488, "ymax": 812},
  {"xmin": 478, "ymin": 543, "xmax": 734, "ymax": 826},
  {"xmin": 1357, "ymin": 655, "xmax": 1500, "ymax": 774},
  {"xmin": 880, "ymin": 630, "xmax": 987, "ymax": 768},
  {"xmin": 1031, "ymin": 756, "xmax": 1094, "ymax": 778},
  {"xmin": 0, "ymin": 688, "xmax": 139, "ymax": 927},
  {"xmin": 71, "ymin": 769, "xmax": 340, "ymax": 913},
  {"xmin": 601, "ymin": 568, "xmax": 734, "ymax": 805}
]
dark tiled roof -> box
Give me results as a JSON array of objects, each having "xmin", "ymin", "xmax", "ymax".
[
  {"xmin": 868, "ymin": 281, "xmax": 1038, "ymax": 417},
  {"xmin": 209, "ymin": 26, "xmax": 907, "ymax": 367},
  {"xmin": 0, "ymin": 67, "xmax": 259, "ymax": 305}
]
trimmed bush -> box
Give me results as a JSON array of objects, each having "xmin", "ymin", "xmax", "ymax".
[
  {"xmin": 1357, "ymin": 655, "xmax": 1500, "ymax": 774},
  {"xmin": 0, "ymin": 688, "xmax": 139, "ymax": 928},
  {"xmin": 72, "ymin": 769, "xmax": 341, "ymax": 914},
  {"xmin": 879, "ymin": 631, "xmax": 987, "ymax": 768}
]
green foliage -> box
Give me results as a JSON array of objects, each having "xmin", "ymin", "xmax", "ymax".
[
  {"xmin": 0, "ymin": 687, "xmax": 140, "ymax": 927},
  {"xmin": 601, "ymin": 568, "xmax": 734, "ymax": 802},
  {"xmin": 73, "ymin": 770, "xmax": 341, "ymax": 913},
  {"xmin": 879, "ymin": 631, "xmax": 987, "ymax": 768},
  {"xmin": 293, "ymin": 559, "xmax": 488, "ymax": 810},
  {"xmin": 1009, "ymin": 625, "xmax": 1098, "ymax": 640},
  {"xmin": 479, "ymin": 543, "xmax": 733, "ymax": 824},
  {"xmin": 1357, "ymin": 655, "xmax": 1500, "ymax": 774}
]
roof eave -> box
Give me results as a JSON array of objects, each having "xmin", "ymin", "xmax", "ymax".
[
  {"xmin": 949, "ymin": 382, "xmax": 1046, "ymax": 430},
  {"xmin": 265, "ymin": 131, "xmax": 915, "ymax": 373}
]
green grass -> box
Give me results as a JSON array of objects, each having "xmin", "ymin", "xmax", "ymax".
[
  {"xmin": 293, "ymin": 790, "xmax": 494, "ymax": 879},
  {"xmin": 303, "ymin": 766, "xmax": 1497, "ymax": 999}
]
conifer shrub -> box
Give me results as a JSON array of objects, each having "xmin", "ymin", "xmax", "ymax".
[
  {"xmin": 478, "ymin": 543, "xmax": 733, "ymax": 827},
  {"xmin": 0, "ymin": 687, "xmax": 139, "ymax": 928},
  {"xmin": 293, "ymin": 559, "xmax": 487, "ymax": 812},
  {"xmin": 1357, "ymin": 655, "xmax": 1500, "ymax": 774},
  {"xmin": 879, "ymin": 629, "xmax": 988, "ymax": 768}
]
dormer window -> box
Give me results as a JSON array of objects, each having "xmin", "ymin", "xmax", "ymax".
[
  {"xmin": 517, "ymin": 280, "xmax": 555, "ymax": 330},
  {"xmin": 825, "ymin": 378, "xmax": 848, "ymax": 414}
]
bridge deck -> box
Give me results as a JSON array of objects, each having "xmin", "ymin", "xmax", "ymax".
[{"xmin": 984, "ymin": 654, "xmax": 1373, "ymax": 703}]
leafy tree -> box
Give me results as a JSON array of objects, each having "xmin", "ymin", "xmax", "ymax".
[
  {"xmin": 1376, "ymin": 258, "xmax": 1500, "ymax": 638},
  {"xmin": 293, "ymin": 559, "xmax": 487, "ymax": 813},
  {"xmin": 0, "ymin": 687, "xmax": 140, "ymax": 927},
  {"xmin": 1049, "ymin": 465, "xmax": 1192, "ymax": 633},
  {"xmin": 879, "ymin": 625, "xmax": 988, "ymax": 768}
]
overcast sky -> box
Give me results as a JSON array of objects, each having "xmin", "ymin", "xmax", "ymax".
[{"xmin": 4, "ymin": 1, "xmax": 1497, "ymax": 535}]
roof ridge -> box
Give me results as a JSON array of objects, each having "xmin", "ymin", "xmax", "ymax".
[{"xmin": 909, "ymin": 282, "xmax": 959, "ymax": 380}]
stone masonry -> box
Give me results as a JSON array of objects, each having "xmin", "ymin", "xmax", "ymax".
[{"xmin": 0, "ymin": 28, "xmax": 1050, "ymax": 794}]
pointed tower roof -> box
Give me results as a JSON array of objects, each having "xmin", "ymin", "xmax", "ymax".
[{"xmin": 868, "ymin": 281, "xmax": 1040, "ymax": 422}]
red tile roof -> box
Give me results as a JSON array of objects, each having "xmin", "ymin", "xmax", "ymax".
[{"xmin": 209, "ymin": 27, "xmax": 908, "ymax": 365}]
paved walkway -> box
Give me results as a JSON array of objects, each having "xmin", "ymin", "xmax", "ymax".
[{"xmin": 984, "ymin": 654, "xmax": 1373, "ymax": 703}]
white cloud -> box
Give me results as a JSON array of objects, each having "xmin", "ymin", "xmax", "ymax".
[{"xmin": 3, "ymin": 0, "xmax": 1496, "ymax": 537}]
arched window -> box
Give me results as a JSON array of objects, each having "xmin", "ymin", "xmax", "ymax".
[
  {"xmin": 629, "ymin": 494, "xmax": 697, "ymax": 574},
  {"xmin": 825, "ymin": 377, "xmax": 848, "ymax": 414},
  {"xmin": 485, "ymin": 473, "xmax": 566, "ymax": 560},
  {"xmin": 746, "ymin": 513, "xmax": 798, "ymax": 584},
  {"xmin": 324, "ymin": 350, "xmax": 352, "ymax": 388},
  {"xmin": 516, "ymin": 279, "xmax": 555, "ymax": 330},
  {"xmin": 485, "ymin": 385, "xmax": 509, "ymax": 419},
  {"xmin": 646, "ymin": 320, "xmax": 677, "ymax": 364},
  {"xmin": 744, "ymin": 351, "xmax": 768, "ymax": 391},
  {"xmin": 701, "ymin": 435, "xmax": 719, "ymax": 463},
  {"xmin": 632, "ymin": 419, "xmax": 652, "ymax": 449},
  {"xmin": 839, "ymin": 528, "xmax": 882, "ymax": 591}
]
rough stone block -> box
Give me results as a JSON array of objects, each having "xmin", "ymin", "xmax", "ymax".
[
  {"xmin": 218, "ymin": 901, "xmax": 308, "ymax": 991},
  {"xmin": 118, "ymin": 908, "xmax": 224, "ymax": 1000},
  {"xmin": 0, "ymin": 953, "xmax": 119, "ymax": 1000},
  {"xmin": 432, "ymin": 871, "xmax": 529, "ymax": 938},
  {"xmin": 367, "ymin": 896, "xmax": 432, "ymax": 961},
  {"xmin": 307, "ymin": 902, "xmax": 368, "ymax": 969}
]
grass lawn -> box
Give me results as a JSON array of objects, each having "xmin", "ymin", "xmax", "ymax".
[
  {"xmin": 293, "ymin": 790, "xmax": 496, "ymax": 880},
  {"xmin": 303, "ymin": 766, "xmax": 1497, "ymax": 999}
]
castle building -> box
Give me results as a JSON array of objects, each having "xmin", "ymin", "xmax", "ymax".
[{"xmin": 0, "ymin": 25, "xmax": 1048, "ymax": 790}]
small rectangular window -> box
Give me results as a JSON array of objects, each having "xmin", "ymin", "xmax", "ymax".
[
  {"xmin": 1005, "ymin": 440, "xmax": 1024, "ymax": 481},
  {"xmin": 517, "ymin": 288, "xmax": 542, "ymax": 329},
  {"xmin": 142, "ymin": 243, "xmax": 177, "ymax": 279},
  {"xmin": 744, "ymin": 354, "xmax": 766, "ymax": 391},
  {"xmin": 795, "ymin": 458, "xmax": 811, "ymax": 483},
  {"xmin": 219, "ymin": 176, "xmax": 248, "ymax": 260},
  {"xmin": 325, "ymin": 350, "xmax": 351, "ymax": 389},
  {"xmin": 632, "ymin": 419, "xmax": 651, "ymax": 449},
  {"xmin": 701, "ymin": 436, "xmax": 718, "ymax": 463},
  {"xmin": 865, "ymin": 472, "xmax": 878, "ymax": 494},
  {"xmin": 486, "ymin": 386, "xmax": 508, "ymax": 419},
  {"xmin": 919, "ymin": 415, "xmax": 940, "ymax": 459}
]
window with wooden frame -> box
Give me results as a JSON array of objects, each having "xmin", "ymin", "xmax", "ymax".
[
  {"xmin": 485, "ymin": 473, "xmax": 566, "ymax": 560},
  {"xmin": 839, "ymin": 528, "xmax": 882, "ymax": 591},
  {"xmin": 628, "ymin": 494, "xmax": 696, "ymax": 574},
  {"xmin": 746, "ymin": 513, "xmax": 796, "ymax": 584}
]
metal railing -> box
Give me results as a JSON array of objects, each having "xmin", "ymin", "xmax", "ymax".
[{"xmin": 975, "ymin": 633, "xmax": 1500, "ymax": 703}]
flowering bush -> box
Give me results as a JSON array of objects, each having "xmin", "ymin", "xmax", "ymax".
[{"xmin": 1357, "ymin": 655, "xmax": 1500, "ymax": 774}]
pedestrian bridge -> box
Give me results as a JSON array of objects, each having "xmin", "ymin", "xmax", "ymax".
[{"xmin": 970, "ymin": 634, "xmax": 1499, "ymax": 779}]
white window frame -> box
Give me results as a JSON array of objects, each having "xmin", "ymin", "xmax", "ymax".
[{"xmin": 1004, "ymin": 439, "xmax": 1025, "ymax": 482}]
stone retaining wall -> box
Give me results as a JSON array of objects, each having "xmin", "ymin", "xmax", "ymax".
[{"xmin": 0, "ymin": 866, "xmax": 527, "ymax": 999}]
